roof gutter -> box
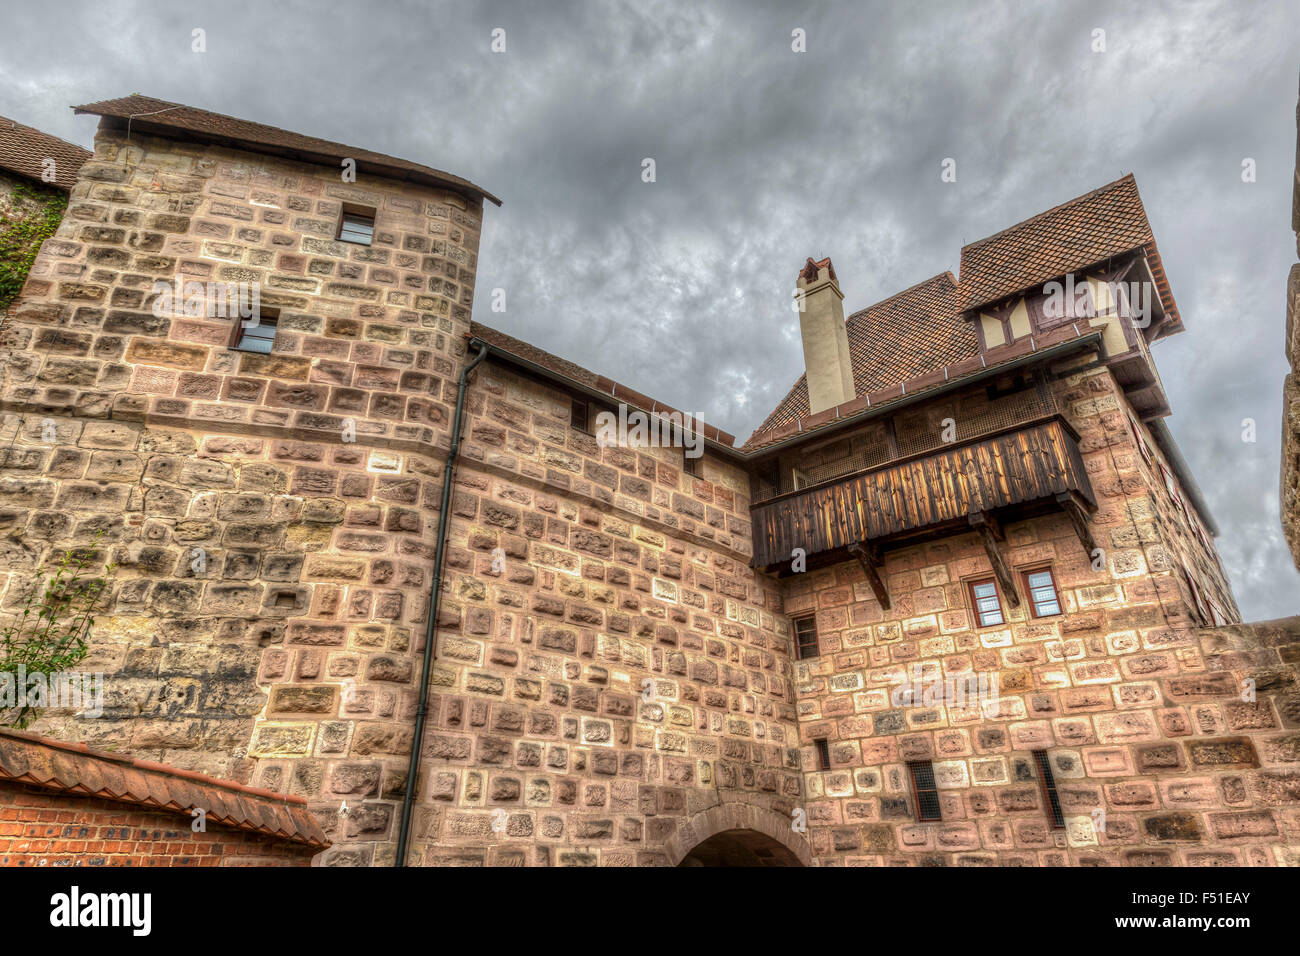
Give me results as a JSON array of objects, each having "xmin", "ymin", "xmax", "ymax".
[{"xmin": 394, "ymin": 339, "xmax": 489, "ymax": 867}]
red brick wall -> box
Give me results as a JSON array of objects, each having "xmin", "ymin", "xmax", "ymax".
[{"xmin": 0, "ymin": 781, "xmax": 318, "ymax": 866}]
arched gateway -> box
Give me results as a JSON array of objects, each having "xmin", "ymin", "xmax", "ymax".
[{"xmin": 663, "ymin": 803, "xmax": 811, "ymax": 867}]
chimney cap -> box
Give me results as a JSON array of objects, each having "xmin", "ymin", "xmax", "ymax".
[{"xmin": 800, "ymin": 257, "xmax": 836, "ymax": 284}]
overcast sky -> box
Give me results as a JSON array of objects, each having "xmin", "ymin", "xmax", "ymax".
[{"xmin": 2, "ymin": 0, "xmax": 1297, "ymax": 620}]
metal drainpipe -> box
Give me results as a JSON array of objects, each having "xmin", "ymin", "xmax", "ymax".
[{"xmin": 395, "ymin": 339, "xmax": 489, "ymax": 867}]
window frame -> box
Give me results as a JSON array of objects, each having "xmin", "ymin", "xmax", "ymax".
[
  {"xmin": 336, "ymin": 204, "xmax": 376, "ymax": 246},
  {"xmin": 683, "ymin": 449, "xmax": 702, "ymax": 478},
  {"xmin": 966, "ymin": 576, "xmax": 1006, "ymax": 628},
  {"xmin": 814, "ymin": 738, "xmax": 831, "ymax": 771},
  {"xmin": 907, "ymin": 760, "xmax": 942, "ymax": 822},
  {"xmin": 570, "ymin": 397, "xmax": 592, "ymax": 435},
  {"xmin": 1032, "ymin": 750, "xmax": 1066, "ymax": 828},
  {"xmin": 793, "ymin": 614, "xmax": 819, "ymax": 660},
  {"xmin": 230, "ymin": 306, "xmax": 280, "ymax": 353},
  {"xmin": 1020, "ymin": 566, "xmax": 1063, "ymax": 619}
]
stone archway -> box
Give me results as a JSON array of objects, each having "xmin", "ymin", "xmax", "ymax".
[
  {"xmin": 678, "ymin": 828, "xmax": 804, "ymax": 866},
  {"xmin": 662, "ymin": 801, "xmax": 811, "ymax": 867}
]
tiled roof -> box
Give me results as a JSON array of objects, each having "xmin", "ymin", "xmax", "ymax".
[
  {"xmin": 746, "ymin": 175, "xmax": 1183, "ymax": 450},
  {"xmin": 958, "ymin": 174, "xmax": 1158, "ymax": 312},
  {"xmin": 470, "ymin": 321, "xmax": 739, "ymax": 447},
  {"xmin": 0, "ymin": 728, "xmax": 329, "ymax": 848},
  {"xmin": 747, "ymin": 272, "xmax": 978, "ymax": 445},
  {"xmin": 73, "ymin": 94, "xmax": 500, "ymax": 206},
  {"xmin": 0, "ymin": 114, "xmax": 91, "ymax": 191}
]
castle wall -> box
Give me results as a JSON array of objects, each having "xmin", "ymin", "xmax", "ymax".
[
  {"xmin": 787, "ymin": 361, "xmax": 1298, "ymax": 864},
  {"xmin": 0, "ymin": 126, "xmax": 485, "ymax": 864}
]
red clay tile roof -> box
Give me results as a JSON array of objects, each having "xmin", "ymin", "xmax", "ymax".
[
  {"xmin": 747, "ymin": 272, "xmax": 978, "ymax": 445},
  {"xmin": 470, "ymin": 321, "xmax": 738, "ymax": 447},
  {"xmin": 957, "ymin": 174, "xmax": 1170, "ymax": 316},
  {"xmin": 73, "ymin": 94, "xmax": 500, "ymax": 206},
  {"xmin": 0, "ymin": 114, "xmax": 92, "ymax": 191},
  {"xmin": 0, "ymin": 728, "xmax": 329, "ymax": 848},
  {"xmin": 746, "ymin": 175, "xmax": 1184, "ymax": 450}
]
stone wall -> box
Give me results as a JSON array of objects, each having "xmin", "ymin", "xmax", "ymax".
[
  {"xmin": 1283, "ymin": 71, "xmax": 1300, "ymax": 568},
  {"xmin": 0, "ymin": 124, "xmax": 485, "ymax": 864},
  {"xmin": 380, "ymin": 355, "xmax": 804, "ymax": 867},
  {"xmin": 0, "ymin": 168, "xmax": 68, "ymax": 313},
  {"xmin": 789, "ymin": 361, "xmax": 1296, "ymax": 864}
]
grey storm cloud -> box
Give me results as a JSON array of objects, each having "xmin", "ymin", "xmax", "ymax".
[{"xmin": 2, "ymin": 0, "xmax": 1297, "ymax": 618}]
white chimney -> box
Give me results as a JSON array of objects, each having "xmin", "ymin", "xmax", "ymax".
[{"xmin": 796, "ymin": 257, "xmax": 856, "ymax": 415}]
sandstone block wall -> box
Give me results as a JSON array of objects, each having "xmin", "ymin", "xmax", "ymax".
[
  {"xmin": 0, "ymin": 125, "xmax": 486, "ymax": 863},
  {"xmin": 1283, "ymin": 71, "xmax": 1300, "ymax": 568},
  {"xmin": 387, "ymin": 356, "xmax": 804, "ymax": 867},
  {"xmin": 788, "ymin": 362, "xmax": 1296, "ymax": 864}
]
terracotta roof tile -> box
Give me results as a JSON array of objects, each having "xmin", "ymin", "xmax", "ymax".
[
  {"xmin": 0, "ymin": 728, "xmax": 328, "ymax": 849},
  {"xmin": 957, "ymin": 174, "xmax": 1154, "ymax": 312},
  {"xmin": 746, "ymin": 272, "xmax": 978, "ymax": 446},
  {"xmin": 746, "ymin": 175, "xmax": 1182, "ymax": 450},
  {"xmin": 73, "ymin": 94, "xmax": 499, "ymax": 206},
  {"xmin": 0, "ymin": 114, "xmax": 91, "ymax": 191}
]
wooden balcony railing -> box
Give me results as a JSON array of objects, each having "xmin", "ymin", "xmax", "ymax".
[{"xmin": 750, "ymin": 416, "xmax": 1094, "ymax": 572}]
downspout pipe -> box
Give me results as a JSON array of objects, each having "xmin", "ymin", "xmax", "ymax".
[{"xmin": 395, "ymin": 339, "xmax": 489, "ymax": 866}]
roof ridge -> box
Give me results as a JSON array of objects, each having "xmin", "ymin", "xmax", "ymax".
[
  {"xmin": 960, "ymin": 173, "xmax": 1137, "ymax": 253},
  {"xmin": 845, "ymin": 270, "xmax": 957, "ymax": 324}
]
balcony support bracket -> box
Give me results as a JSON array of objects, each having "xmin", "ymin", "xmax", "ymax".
[
  {"xmin": 847, "ymin": 541, "xmax": 891, "ymax": 610},
  {"xmin": 1056, "ymin": 492, "xmax": 1096, "ymax": 562},
  {"xmin": 969, "ymin": 511, "xmax": 1020, "ymax": 607}
]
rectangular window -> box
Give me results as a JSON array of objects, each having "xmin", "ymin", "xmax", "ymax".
[
  {"xmin": 814, "ymin": 738, "xmax": 831, "ymax": 771},
  {"xmin": 1160, "ymin": 463, "xmax": 1184, "ymax": 513},
  {"xmin": 968, "ymin": 578, "xmax": 1004, "ymax": 627},
  {"xmin": 908, "ymin": 760, "xmax": 942, "ymax": 822},
  {"xmin": 1129, "ymin": 413, "xmax": 1152, "ymax": 464},
  {"xmin": 1022, "ymin": 567, "xmax": 1062, "ymax": 618},
  {"xmin": 337, "ymin": 208, "xmax": 375, "ymax": 245},
  {"xmin": 571, "ymin": 397, "xmax": 590, "ymax": 434},
  {"xmin": 1032, "ymin": 750, "xmax": 1065, "ymax": 828},
  {"xmin": 793, "ymin": 615, "xmax": 819, "ymax": 660},
  {"xmin": 683, "ymin": 451, "xmax": 702, "ymax": 478},
  {"xmin": 232, "ymin": 307, "xmax": 279, "ymax": 353}
]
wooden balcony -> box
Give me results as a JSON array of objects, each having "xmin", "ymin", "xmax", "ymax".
[{"xmin": 750, "ymin": 417, "xmax": 1096, "ymax": 585}]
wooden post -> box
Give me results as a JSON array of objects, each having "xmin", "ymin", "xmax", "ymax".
[
  {"xmin": 847, "ymin": 541, "xmax": 891, "ymax": 610},
  {"xmin": 969, "ymin": 511, "xmax": 1020, "ymax": 607}
]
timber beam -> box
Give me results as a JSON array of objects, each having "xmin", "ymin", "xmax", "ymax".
[
  {"xmin": 847, "ymin": 541, "xmax": 891, "ymax": 610},
  {"xmin": 1055, "ymin": 492, "xmax": 1097, "ymax": 561},
  {"xmin": 968, "ymin": 511, "xmax": 1020, "ymax": 607}
]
